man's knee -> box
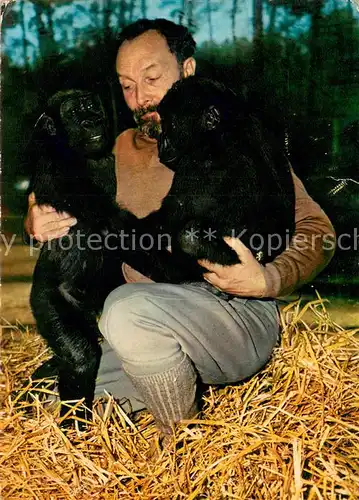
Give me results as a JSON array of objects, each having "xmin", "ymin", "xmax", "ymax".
[
  {"xmin": 99, "ymin": 283, "xmax": 149, "ymax": 345},
  {"xmin": 98, "ymin": 283, "xmax": 179, "ymax": 366}
]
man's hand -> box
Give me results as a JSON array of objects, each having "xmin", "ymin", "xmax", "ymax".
[
  {"xmin": 24, "ymin": 192, "xmax": 77, "ymax": 242},
  {"xmin": 198, "ymin": 237, "xmax": 267, "ymax": 298}
]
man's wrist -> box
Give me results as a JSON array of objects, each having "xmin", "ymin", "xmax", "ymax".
[{"xmin": 262, "ymin": 264, "xmax": 281, "ymax": 298}]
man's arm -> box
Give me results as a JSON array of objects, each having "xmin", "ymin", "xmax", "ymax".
[
  {"xmin": 262, "ymin": 170, "xmax": 336, "ymax": 297},
  {"xmin": 24, "ymin": 192, "xmax": 78, "ymax": 243},
  {"xmin": 199, "ymin": 169, "xmax": 336, "ymax": 298}
]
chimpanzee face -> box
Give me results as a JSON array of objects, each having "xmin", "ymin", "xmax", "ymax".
[
  {"xmin": 157, "ymin": 77, "xmax": 234, "ymax": 169},
  {"xmin": 60, "ymin": 93, "xmax": 109, "ymax": 156}
]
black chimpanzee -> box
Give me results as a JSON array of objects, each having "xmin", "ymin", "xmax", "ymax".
[
  {"xmin": 28, "ymin": 90, "xmax": 118, "ymax": 424},
  {"xmin": 27, "ymin": 89, "xmax": 188, "ymax": 429},
  {"xmin": 28, "ymin": 89, "xmax": 133, "ymax": 428},
  {"xmin": 135, "ymin": 76, "xmax": 296, "ymax": 279},
  {"xmin": 26, "ymin": 89, "xmax": 190, "ymax": 428}
]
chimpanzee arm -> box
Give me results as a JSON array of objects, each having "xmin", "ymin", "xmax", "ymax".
[
  {"xmin": 31, "ymin": 151, "xmax": 133, "ymax": 233},
  {"xmin": 176, "ymin": 219, "xmax": 240, "ymax": 266}
]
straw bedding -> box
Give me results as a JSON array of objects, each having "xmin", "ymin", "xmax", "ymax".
[{"xmin": 1, "ymin": 297, "xmax": 358, "ymax": 499}]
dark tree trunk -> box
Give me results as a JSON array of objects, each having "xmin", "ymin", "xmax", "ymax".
[
  {"xmin": 103, "ymin": 0, "xmax": 113, "ymax": 41},
  {"xmin": 129, "ymin": 0, "xmax": 136, "ymax": 22},
  {"xmin": 206, "ymin": 0, "xmax": 213, "ymax": 43},
  {"xmin": 33, "ymin": 2, "xmax": 50, "ymax": 59},
  {"xmin": 177, "ymin": 0, "xmax": 185, "ymax": 25},
  {"xmin": 19, "ymin": 0, "xmax": 29, "ymax": 70},
  {"xmin": 231, "ymin": 0, "xmax": 238, "ymax": 42},
  {"xmin": 44, "ymin": 4, "xmax": 55, "ymax": 45},
  {"xmin": 268, "ymin": 3, "xmax": 277, "ymax": 34},
  {"xmin": 253, "ymin": 0, "xmax": 263, "ymax": 41},
  {"xmin": 90, "ymin": 2, "xmax": 101, "ymax": 32},
  {"xmin": 252, "ymin": 0, "xmax": 264, "ymax": 78},
  {"xmin": 118, "ymin": 0, "xmax": 127, "ymax": 30},
  {"xmin": 187, "ymin": 0, "xmax": 195, "ymax": 32},
  {"xmin": 141, "ymin": 0, "xmax": 147, "ymax": 18},
  {"xmin": 307, "ymin": 0, "xmax": 323, "ymax": 115}
]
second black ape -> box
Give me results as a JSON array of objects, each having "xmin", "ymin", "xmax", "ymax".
[
  {"xmin": 134, "ymin": 76, "xmax": 296, "ymax": 283},
  {"xmin": 28, "ymin": 89, "xmax": 127, "ymax": 428},
  {"xmin": 28, "ymin": 89, "xmax": 186, "ymax": 428},
  {"xmin": 28, "ymin": 89, "xmax": 192, "ymax": 428}
]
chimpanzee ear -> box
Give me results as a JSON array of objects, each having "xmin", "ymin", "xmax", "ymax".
[
  {"xmin": 34, "ymin": 113, "xmax": 57, "ymax": 136},
  {"xmin": 203, "ymin": 105, "xmax": 221, "ymax": 131}
]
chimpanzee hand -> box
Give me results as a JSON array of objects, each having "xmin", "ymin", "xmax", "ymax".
[
  {"xmin": 198, "ymin": 237, "xmax": 267, "ymax": 298},
  {"xmin": 25, "ymin": 192, "xmax": 78, "ymax": 242}
]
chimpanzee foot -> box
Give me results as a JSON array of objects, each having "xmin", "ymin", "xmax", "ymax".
[
  {"xmin": 178, "ymin": 220, "xmax": 240, "ymax": 266},
  {"xmin": 11, "ymin": 361, "xmax": 58, "ymax": 409},
  {"xmin": 58, "ymin": 402, "xmax": 93, "ymax": 432}
]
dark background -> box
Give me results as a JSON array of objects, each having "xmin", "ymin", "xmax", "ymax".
[{"xmin": 1, "ymin": 0, "xmax": 359, "ymax": 295}]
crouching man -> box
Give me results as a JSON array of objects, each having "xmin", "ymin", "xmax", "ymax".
[{"xmin": 25, "ymin": 19, "xmax": 336, "ymax": 445}]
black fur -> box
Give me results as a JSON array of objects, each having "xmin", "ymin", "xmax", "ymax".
[
  {"xmin": 27, "ymin": 79, "xmax": 296, "ymax": 427},
  {"xmin": 137, "ymin": 76, "xmax": 296, "ymax": 283},
  {"xmin": 28, "ymin": 90, "xmax": 187, "ymax": 428},
  {"xmin": 28, "ymin": 90, "xmax": 129, "ymax": 428}
]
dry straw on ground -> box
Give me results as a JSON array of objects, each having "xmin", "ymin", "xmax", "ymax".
[{"xmin": 1, "ymin": 297, "xmax": 358, "ymax": 499}]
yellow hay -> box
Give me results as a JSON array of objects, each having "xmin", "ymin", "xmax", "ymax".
[{"xmin": 1, "ymin": 297, "xmax": 358, "ymax": 499}]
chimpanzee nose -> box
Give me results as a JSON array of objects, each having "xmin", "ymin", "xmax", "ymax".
[
  {"xmin": 158, "ymin": 135, "xmax": 178, "ymax": 164},
  {"xmin": 81, "ymin": 120, "xmax": 93, "ymax": 130}
]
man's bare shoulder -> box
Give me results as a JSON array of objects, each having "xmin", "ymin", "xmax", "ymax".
[{"xmin": 112, "ymin": 128, "xmax": 137, "ymax": 154}]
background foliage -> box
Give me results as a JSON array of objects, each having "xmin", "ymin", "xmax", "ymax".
[{"xmin": 2, "ymin": 0, "xmax": 359, "ymax": 286}]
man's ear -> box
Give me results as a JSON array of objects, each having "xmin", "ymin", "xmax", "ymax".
[
  {"xmin": 202, "ymin": 105, "xmax": 221, "ymax": 131},
  {"xmin": 182, "ymin": 57, "xmax": 196, "ymax": 78}
]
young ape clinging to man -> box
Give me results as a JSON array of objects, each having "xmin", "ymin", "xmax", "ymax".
[
  {"xmin": 134, "ymin": 76, "xmax": 296, "ymax": 282},
  {"xmin": 28, "ymin": 89, "xmax": 188, "ymax": 428},
  {"xmin": 28, "ymin": 89, "xmax": 128, "ymax": 427}
]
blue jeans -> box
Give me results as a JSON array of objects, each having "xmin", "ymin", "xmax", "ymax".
[{"xmin": 96, "ymin": 282, "xmax": 280, "ymax": 413}]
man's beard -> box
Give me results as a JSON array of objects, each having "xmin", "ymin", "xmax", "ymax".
[
  {"xmin": 133, "ymin": 104, "xmax": 161, "ymax": 139},
  {"xmin": 133, "ymin": 74, "xmax": 185, "ymax": 138}
]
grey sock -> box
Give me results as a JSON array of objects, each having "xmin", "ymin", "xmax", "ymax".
[{"xmin": 125, "ymin": 354, "xmax": 199, "ymax": 434}]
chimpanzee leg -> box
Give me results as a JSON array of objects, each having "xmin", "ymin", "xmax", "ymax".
[
  {"xmin": 177, "ymin": 220, "xmax": 240, "ymax": 266},
  {"xmin": 31, "ymin": 357, "xmax": 59, "ymax": 379},
  {"xmin": 30, "ymin": 283, "xmax": 101, "ymax": 428},
  {"xmin": 124, "ymin": 247, "xmax": 203, "ymax": 283},
  {"xmin": 119, "ymin": 211, "xmax": 205, "ymax": 283}
]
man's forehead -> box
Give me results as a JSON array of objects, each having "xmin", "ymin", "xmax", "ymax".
[
  {"xmin": 116, "ymin": 31, "xmax": 174, "ymax": 74},
  {"xmin": 117, "ymin": 60, "xmax": 162, "ymax": 77}
]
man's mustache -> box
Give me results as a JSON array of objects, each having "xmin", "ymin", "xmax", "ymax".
[{"xmin": 134, "ymin": 104, "xmax": 159, "ymax": 123}]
